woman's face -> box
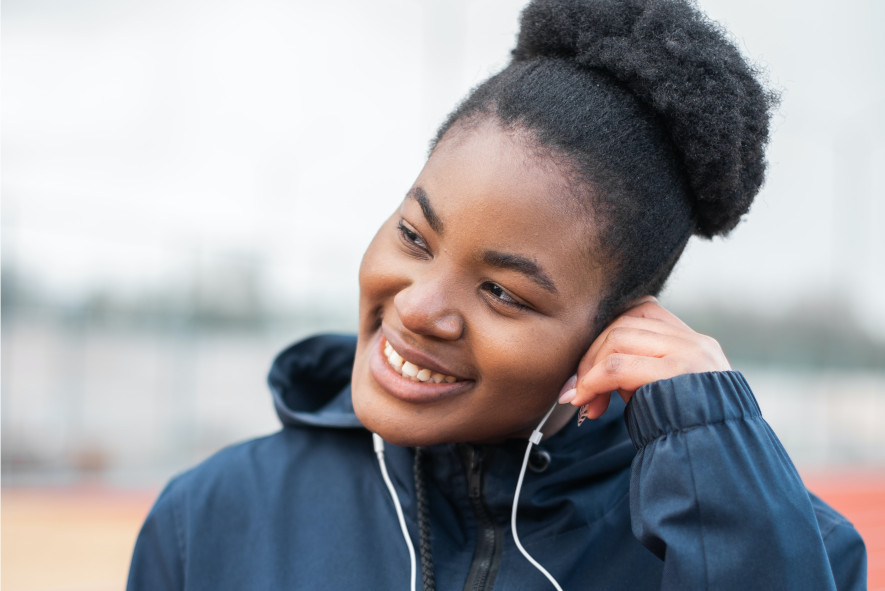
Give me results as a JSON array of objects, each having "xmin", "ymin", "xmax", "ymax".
[{"xmin": 352, "ymin": 120, "xmax": 603, "ymax": 446}]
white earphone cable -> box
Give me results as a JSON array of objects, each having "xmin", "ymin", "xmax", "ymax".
[
  {"xmin": 373, "ymin": 433, "xmax": 417, "ymax": 591},
  {"xmin": 374, "ymin": 403, "xmax": 564, "ymax": 591},
  {"xmin": 511, "ymin": 403, "xmax": 564, "ymax": 591}
]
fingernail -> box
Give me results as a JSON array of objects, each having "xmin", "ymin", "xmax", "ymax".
[
  {"xmin": 577, "ymin": 404, "xmax": 591, "ymax": 427},
  {"xmin": 557, "ymin": 374, "xmax": 578, "ymax": 404},
  {"xmin": 558, "ymin": 388, "xmax": 577, "ymax": 404}
]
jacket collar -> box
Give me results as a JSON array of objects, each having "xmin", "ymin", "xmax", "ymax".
[{"xmin": 268, "ymin": 333, "xmax": 636, "ymax": 521}]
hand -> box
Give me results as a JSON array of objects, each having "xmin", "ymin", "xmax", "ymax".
[{"xmin": 558, "ymin": 297, "xmax": 731, "ymax": 420}]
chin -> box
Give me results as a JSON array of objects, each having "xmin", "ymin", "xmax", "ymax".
[
  {"xmin": 352, "ymin": 392, "xmax": 449, "ymax": 447},
  {"xmin": 351, "ymin": 380, "xmax": 452, "ymax": 447}
]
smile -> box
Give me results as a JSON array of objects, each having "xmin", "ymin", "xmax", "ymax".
[
  {"xmin": 384, "ymin": 340, "xmax": 460, "ymax": 383},
  {"xmin": 367, "ymin": 334, "xmax": 473, "ymax": 404}
]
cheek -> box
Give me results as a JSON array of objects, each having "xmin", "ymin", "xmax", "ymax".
[
  {"xmin": 478, "ymin": 324, "xmax": 589, "ymax": 400},
  {"xmin": 359, "ymin": 230, "xmax": 404, "ymax": 304}
]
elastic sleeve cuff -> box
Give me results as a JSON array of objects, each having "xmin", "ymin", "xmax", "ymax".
[{"xmin": 625, "ymin": 371, "xmax": 762, "ymax": 449}]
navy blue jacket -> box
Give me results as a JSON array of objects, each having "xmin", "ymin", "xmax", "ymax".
[{"xmin": 127, "ymin": 334, "xmax": 867, "ymax": 590}]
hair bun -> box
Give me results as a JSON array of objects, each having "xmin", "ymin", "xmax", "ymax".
[{"xmin": 512, "ymin": 0, "xmax": 777, "ymax": 237}]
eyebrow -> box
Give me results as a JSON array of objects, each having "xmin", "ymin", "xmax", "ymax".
[
  {"xmin": 482, "ymin": 251, "xmax": 558, "ymax": 294},
  {"xmin": 407, "ymin": 187, "xmax": 444, "ymax": 234}
]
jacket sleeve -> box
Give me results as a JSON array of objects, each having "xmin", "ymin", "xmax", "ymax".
[
  {"xmin": 127, "ymin": 478, "xmax": 186, "ymax": 591},
  {"xmin": 812, "ymin": 492, "xmax": 869, "ymax": 591},
  {"xmin": 624, "ymin": 371, "xmax": 867, "ymax": 590}
]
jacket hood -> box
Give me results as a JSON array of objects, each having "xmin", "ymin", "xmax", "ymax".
[{"xmin": 268, "ymin": 333, "xmax": 364, "ymax": 429}]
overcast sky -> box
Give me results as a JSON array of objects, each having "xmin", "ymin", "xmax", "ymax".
[{"xmin": 4, "ymin": 0, "xmax": 884, "ymax": 335}]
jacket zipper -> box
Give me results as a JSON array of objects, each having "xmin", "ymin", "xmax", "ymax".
[{"xmin": 459, "ymin": 444, "xmax": 503, "ymax": 591}]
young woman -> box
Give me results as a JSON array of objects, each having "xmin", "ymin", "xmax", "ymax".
[{"xmin": 128, "ymin": 0, "xmax": 867, "ymax": 589}]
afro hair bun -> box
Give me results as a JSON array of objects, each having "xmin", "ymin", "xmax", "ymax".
[{"xmin": 512, "ymin": 0, "xmax": 777, "ymax": 237}]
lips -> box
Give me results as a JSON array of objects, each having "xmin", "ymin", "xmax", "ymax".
[{"xmin": 368, "ymin": 333, "xmax": 473, "ymax": 403}]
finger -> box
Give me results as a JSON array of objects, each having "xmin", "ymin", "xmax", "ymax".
[
  {"xmin": 626, "ymin": 295, "xmax": 657, "ymax": 309},
  {"xmin": 573, "ymin": 300, "xmax": 696, "ymax": 383},
  {"xmin": 591, "ymin": 326, "xmax": 697, "ymax": 363},
  {"xmin": 572, "ymin": 354, "xmax": 685, "ymax": 406},
  {"xmin": 619, "ymin": 299, "xmax": 691, "ymax": 330},
  {"xmin": 578, "ymin": 391, "xmax": 612, "ymax": 421},
  {"xmin": 604, "ymin": 314, "xmax": 692, "ymax": 338},
  {"xmin": 577, "ymin": 316, "xmax": 691, "ymax": 376},
  {"xmin": 578, "ymin": 329, "xmax": 732, "ymax": 394}
]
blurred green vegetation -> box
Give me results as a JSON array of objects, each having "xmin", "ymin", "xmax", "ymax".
[
  {"xmin": 3, "ymin": 266, "xmax": 883, "ymax": 370},
  {"xmin": 676, "ymin": 302, "xmax": 885, "ymax": 371}
]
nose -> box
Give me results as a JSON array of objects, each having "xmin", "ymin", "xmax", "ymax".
[{"xmin": 393, "ymin": 275, "xmax": 465, "ymax": 341}]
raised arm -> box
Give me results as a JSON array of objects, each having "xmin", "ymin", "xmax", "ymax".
[{"xmin": 560, "ymin": 298, "xmax": 867, "ymax": 589}]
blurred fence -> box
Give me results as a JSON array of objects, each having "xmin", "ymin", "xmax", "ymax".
[{"xmin": 3, "ymin": 304, "xmax": 884, "ymax": 490}]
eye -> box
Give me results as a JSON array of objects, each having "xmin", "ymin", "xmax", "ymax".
[
  {"xmin": 481, "ymin": 281, "xmax": 530, "ymax": 311},
  {"xmin": 397, "ymin": 220, "xmax": 430, "ymax": 257}
]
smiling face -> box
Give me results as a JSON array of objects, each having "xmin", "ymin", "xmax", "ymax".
[{"xmin": 352, "ymin": 119, "xmax": 604, "ymax": 446}]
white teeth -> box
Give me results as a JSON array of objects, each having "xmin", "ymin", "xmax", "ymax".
[
  {"xmin": 401, "ymin": 361, "xmax": 419, "ymax": 379},
  {"xmin": 388, "ymin": 351, "xmax": 404, "ymax": 371},
  {"xmin": 384, "ymin": 340, "xmax": 459, "ymax": 383}
]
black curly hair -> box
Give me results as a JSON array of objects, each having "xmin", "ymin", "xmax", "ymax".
[{"xmin": 432, "ymin": 0, "xmax": 777, "ymax": 332}]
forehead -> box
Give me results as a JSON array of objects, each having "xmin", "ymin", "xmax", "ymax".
[
  {"xmin": 428, "ymin": 121, "xmax": 583, "ymax": 217},
  {"xmin": 412, "ymin": 121, "xmax": 600, "ymax": 294}
]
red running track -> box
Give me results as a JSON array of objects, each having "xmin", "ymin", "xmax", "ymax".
[{"xmin": 2, "ymin": 473, "xmax": 882, "ymax": 590}]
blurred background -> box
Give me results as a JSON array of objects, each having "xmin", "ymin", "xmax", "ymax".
[{"xmin": 2, "ymin": 0, "xmax": 884, "ymax": 589}]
